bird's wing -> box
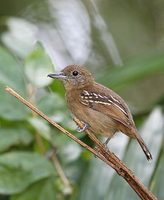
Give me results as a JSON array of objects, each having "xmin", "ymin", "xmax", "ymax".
[{"xmin": 79, "ymin": 90, "xmax": 133, "ymax": 128}]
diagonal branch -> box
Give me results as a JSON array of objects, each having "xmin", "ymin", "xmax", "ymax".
[{"xmin": 5, "ymin": 86, "xmax": 157, "ymax": 200}]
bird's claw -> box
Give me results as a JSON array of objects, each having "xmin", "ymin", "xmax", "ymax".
[
  {"xmin": 76, "ymin": 123, "xmax": 90, "ymax": 132},
  {"xmin": 95, "ymin": 143, "xmax": 109, "ymax": 154},
  {"xmin": 94, "ymin": 138, "xmax": 111, "ymax": 157},
  {"xmin": 102, "ymin": 136, "xmax": 112, "ymax": 149}
]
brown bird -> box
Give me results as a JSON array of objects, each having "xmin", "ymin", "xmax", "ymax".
[{"xmin": 48, "ymin": 65, "xmax": 152, "ymax": 160}]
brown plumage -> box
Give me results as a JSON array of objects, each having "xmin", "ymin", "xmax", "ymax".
[{"xmin": 48, "ymin": 65, "xmax": 152, "ymax": 161}]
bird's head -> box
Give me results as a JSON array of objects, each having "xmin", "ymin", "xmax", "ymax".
[{"xmin": 48, "ymin": 65, "xmax": 94, "ymax": 90}]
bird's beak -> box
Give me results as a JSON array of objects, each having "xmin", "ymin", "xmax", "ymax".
[{"xmin": 47, "ymin": 72, "xmax": 67, "ymax": 80}]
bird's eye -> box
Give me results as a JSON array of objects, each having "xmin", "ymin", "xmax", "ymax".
[{"xmin": 72, "ymin": 71, "xmax": 79, "ymax": 76}]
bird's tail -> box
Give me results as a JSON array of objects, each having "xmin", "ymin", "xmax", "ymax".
[{"xmin": 131, "ymin": 128, "xmax": 152, "ymax": 161}]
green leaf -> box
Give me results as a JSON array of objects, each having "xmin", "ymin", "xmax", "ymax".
[
  {"xmin": 99, "ymin": 52, "xmax": 164, "ymax": 89},
  {"xmin": 38, "ymin": 92, "xmax": 74, "ymax": 129},
  {"xmin": 37, "ymin": 93, "xmax": 66, "ymax": 116},
  {"xmin": 25, "ymin": 43, "xmax": 54, "ymax": 87},
  {"xmin": 0, "ymin": 152, "xmax": 55, "ymax": 194},
  {"xmin": 0, "ymin": 126, "xmax": 33, "ymax": 152},
  {"xmin": 11, "ymin": 178, "xmax": 56, "ymax": 200},
  {"xmin": 0, "ymin": 46, "xmax": 29, "ymax": 120},
  {"xmin": 0, "ymin": 46, "xmax": 26, "ymax": 94},
  {"xmin": 28, "ymin": 118, "xmax": 51, "ymax": 141},
  {"xmin": 0, "ymin": 84, "xmax": 29, "ymax": 120},
  {"xmin": 151, "ymin": 142, "xmax": 164, "ymax": 200},
  {"xmin": 49, "ymin": 80, "xmax": 65, "ymax": 97}
]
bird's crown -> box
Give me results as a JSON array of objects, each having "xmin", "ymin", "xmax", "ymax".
[{"xmin": 48, "ymin": 65, "xmax": 94, "ymax": 90}]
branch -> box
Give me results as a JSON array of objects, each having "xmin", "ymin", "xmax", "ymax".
[
  {"xmin": 5, "ymin": 86, "xmax": 157, "ymax": 200},
  {"xmin": 46, "ymin": 147, "xmax": 72, "ymax": 195}
]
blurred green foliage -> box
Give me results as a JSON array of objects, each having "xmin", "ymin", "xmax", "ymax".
[{"xmin": 0, "ymin": 0, "xmax": 164, "ymax": 200}]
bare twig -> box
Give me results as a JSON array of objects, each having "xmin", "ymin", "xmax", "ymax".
[
  {"xmin": 27, "ymin": 84, "xmax": 46, "ymax": 154},
  {"xmin": 47, "ymin": 147, "xmax": 72, "ymax": 195},
  {"xmin": 5, "ymin": 86, "xmax": 157, "ymax": 200}
]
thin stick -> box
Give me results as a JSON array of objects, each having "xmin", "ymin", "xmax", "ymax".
[
  {"xmin": 5, "ymin": 86, "xmax": 157, "ymax": 200},
  {"xmin": 47, "ymin": 147, "xmax": 72, "ymax": 194},
  {"xmin": 52, "ymin": 155, "xmax": 71, "ymax": 190},
  {"xmin": 50, "ymin": 149, "xmax": 73, "ymax": 194}
]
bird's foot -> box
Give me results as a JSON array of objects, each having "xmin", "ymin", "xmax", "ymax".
[
  {"xmin": 94, "ymin": 137, "xmax": 111, "ymax": 155},
  {"xmin": 103, "ymin": 137, "xmax": 111, "ymax": 149},
  {"xmin": 94, "ymin": 143, "xmax": 109, "ymax": 155},
  {"xmin": 93, "ymin": 146, "xmax": 99, "ymax": 158},
  {"xmin": 94, "ymin": 145, "xmax": 108, "ymax": 158},
  {"xmin": 76, "ymin": 122, "xmax": 90, "ymax": 133}
]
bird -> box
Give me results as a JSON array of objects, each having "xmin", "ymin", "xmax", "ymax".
[{"xmin": 48, "ymin": 65, "xmax": 152, "ymax": 161}]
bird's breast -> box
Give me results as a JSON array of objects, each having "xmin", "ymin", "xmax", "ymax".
[{"xmin": 66, "ymin": 92, "xmax": 117, "ymax": 137}]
